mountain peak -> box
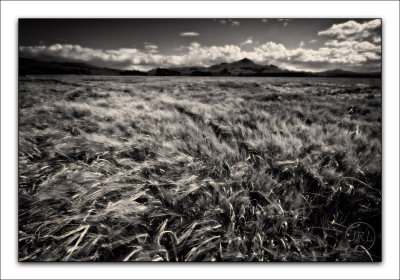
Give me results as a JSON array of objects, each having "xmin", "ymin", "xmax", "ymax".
[
  {"xmin": 323, "ymin": 68, "xmax": 350, "ymax": 73},
  {"xmin": 19, "ymin": 56, "xmax": 381, "ymax": 78},
  {"xmin": 238, "ymin": 58, "xmax": 254, "ymax": 64}
]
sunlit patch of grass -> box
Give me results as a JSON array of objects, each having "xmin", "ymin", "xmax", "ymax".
[{"xmin": 19, "ymin": 76, "xmax": 381, "ymax": 262}]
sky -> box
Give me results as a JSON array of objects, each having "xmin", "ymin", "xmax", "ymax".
[{"xmin": 19, "ymin": 18, "xmax": 382, "ymax": 72}]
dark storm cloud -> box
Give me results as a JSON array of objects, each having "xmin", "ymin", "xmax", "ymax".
[{"xmin": 19, "ymin": 18, "xmax": 381, "ymax": 72}]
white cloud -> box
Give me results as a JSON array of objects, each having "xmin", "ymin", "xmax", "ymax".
[
  {"xmin": 313, "ymin": 19, "xmax": 381, "ymax": 69},
  {"xmin": 353, "ymin": 41, "xmax": 381, "ymax": 51},
  {"xmin": 20, "ymin": 42, "xmax": 245, "ymax": 70},
  {"xmin": 231, "ymin": 21, "xmax": 240, "ymax": 27},
  {"xmin": 180, "ymin": 32, "xmax": 199, "ymax": 37},
  {"xmin": 308, "ymin": 39, "xmax": 317, "ymax": 44},
  {"xmin": 279, "ymin": 63, "xmax": 311, "ymax": 72},
  {"xmin": 325, "ymin": 40, "xmax": 380, "ymax": 52},
  {"xmin": 144, "ymin": 44, "xmax": 158, "ymax": 53},
  {"xmin": 240, "ymin": 37, "xmax": 253, "ymax": 46},
  {"xmin": 174, "ymin": 45, "xmax": 186, "ymax": 51},
  {"xmin": 252, "ymin": 40, "xmax": 381, "ymax": 66},
  {"xmin": 19, "ymin": 35, "xmax": 381, "ymax": 73},
  {"xmin": 277, "ymin": 19, "xmax": 291, "ymax": 27},
  {"xmin": 325, "ymin": 40, "xmax": 356, "ymax": 48},
  {"xmin": 373, "ymin": 36, "xmax": 381, "ymax": 43},
  {"xmin": 20, "ymin": 44, "xmax": 161, "ymax": 70},
  {"xmin": 261, "ymin": 19, "xmax": 268, "ymax": 23},
  {"xmin": 254, "ymin": 42, "xmax": 288, "ymax": 60},
  {"xmin": 183, "ymin": 42, "xmax": 244, "ymax": 66},
  {"xmin": 219, "ymin": 19, "xmax": 227, "ymax": 24},
  {"xmin": 318, "ymin": 19, "xmax": 381, "ymax": 39}
]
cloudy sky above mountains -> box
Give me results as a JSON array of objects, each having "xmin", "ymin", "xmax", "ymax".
[{"xmin": 19, "ymin": 18, "xmax": 381, "ymax": 72}]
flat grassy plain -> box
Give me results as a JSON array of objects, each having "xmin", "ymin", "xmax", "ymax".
[{"xmin": 18, "ymin": 76, "xmax": 382, "ymax": 262}]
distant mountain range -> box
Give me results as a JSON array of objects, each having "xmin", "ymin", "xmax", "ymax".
[{"xmin": 19, "ymin": 57, "xmax": 381, "ymax": 78}]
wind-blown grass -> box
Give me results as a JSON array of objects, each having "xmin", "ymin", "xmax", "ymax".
[{"xmin": 18, "ymin": 76, "xmax": 381, "ymax": 262}]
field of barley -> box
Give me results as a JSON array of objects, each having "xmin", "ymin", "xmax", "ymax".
[{"xmin": 18, "ymin": 75, "xmax": 382, "ymax": 262}]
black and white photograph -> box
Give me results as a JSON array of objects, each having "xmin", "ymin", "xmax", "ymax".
[{"xmin": 17, "ymin": 18, "xmax": 382, "ymax": 262}]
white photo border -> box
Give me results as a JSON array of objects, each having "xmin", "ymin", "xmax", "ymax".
[{"xmin": 1, "ymin": 1, "xmax": 399, "ymax": 279}]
